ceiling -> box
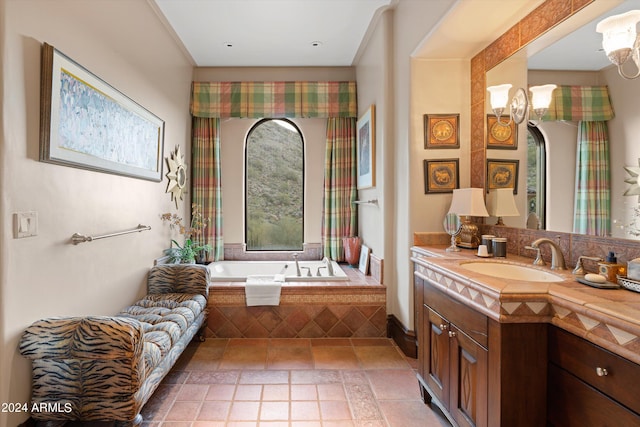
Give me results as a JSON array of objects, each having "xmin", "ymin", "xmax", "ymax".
[
  {"xmin": 152, "ymin": 0, "xmax": 393, "ymax": 67},
  {"xmin": 529, "ymin": 0, "xmax": 640, "ymax": 71}
]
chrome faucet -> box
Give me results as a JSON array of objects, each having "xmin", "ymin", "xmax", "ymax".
[
  {"xmin": 292, "ymin": 253, "xmax": 301, "ymax": 277},
  {"xmin": 322, "ymin": 257, "xmax": 334, "ymax": 276},
  {"xmin": 530, "ymin": 238, "xmax": 567, "ymax": 270}
]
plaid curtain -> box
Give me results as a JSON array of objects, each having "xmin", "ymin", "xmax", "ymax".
[
  {"xmin": 573, "ymin": 121, "xmax": 610, "ymax": 236},
  {"xmin": 192, "ymin": 117, "xmax": 223, "ymax": 261},
  {"xmin": 191, "ymin": 81, "xmax": 357, "ymax": 118},
  {"xmin": 190, "ymin": 81, "xmax": 358, "ymax": 259},
  {"xmin": 322, "ymin": 117, "xmax": 358, "ymax": 261},
  {"xmin": 543, "ymin": 85, "xmax": 615, "ymax": 121}
]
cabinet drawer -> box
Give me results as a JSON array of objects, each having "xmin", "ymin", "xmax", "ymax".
[
  {"xmin": 423, "ymin": 280, "xmax": 487, "ymax": 348},
  {"xmin": 548, "ymin": 364, "xmax": 640, "ymax": 427},
  {"xmin": 548, "ymin": 326, "xmax": 640, "ymax": 415}
]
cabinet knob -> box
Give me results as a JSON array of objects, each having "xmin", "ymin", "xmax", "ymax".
[
  {"xmin": 596, "ymin": 367, "xmax": 608, "ymax": 377},
  {"xmin": 439, "ymin": 324, "xmax": 448, "ymax": 331},
  {"xmin": 448, "ymin": 330, "xmax": 457, "ymax": 338}
]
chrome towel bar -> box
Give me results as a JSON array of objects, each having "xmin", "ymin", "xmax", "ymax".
[
  {"xmin": 352, "ymin": 199, "xmax": 378, "ymax": 205},
  {"xmin": 71, "ymin": 224, "xmax": 151, "ymax": 245}
]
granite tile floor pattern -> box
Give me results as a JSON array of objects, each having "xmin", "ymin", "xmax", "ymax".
[{"xmin": 136, "ymin": 337, "xmax": 451, "ymax": 426}]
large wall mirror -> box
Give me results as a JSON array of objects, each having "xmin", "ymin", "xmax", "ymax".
[{"xmin": 479, "ymin": 0, "xmax": 640, "ymax": 241}]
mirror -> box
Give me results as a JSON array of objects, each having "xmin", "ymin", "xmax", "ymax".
[{"xmin": 480, "ymin": 0, "xmax": 640, "ymax": 240}]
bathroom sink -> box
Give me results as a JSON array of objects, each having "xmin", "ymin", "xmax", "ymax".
[{"xmin": 459, "ymin": 261, "xmax": 564, "ymax": 282}]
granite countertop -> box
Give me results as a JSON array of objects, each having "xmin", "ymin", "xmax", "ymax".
[{"xmin": 411, "ymin": 244, "xmax": 640, "ymax": 365}]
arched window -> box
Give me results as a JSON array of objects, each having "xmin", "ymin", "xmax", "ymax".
[
  {"xmin": 527, "ymin": 124, "xmax": 546, "ymax": 229},
  {"xmin": 245, "ymin": 119, "xmax": 304, "ymax": 251}
]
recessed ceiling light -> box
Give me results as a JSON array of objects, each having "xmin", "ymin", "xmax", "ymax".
[{"xmin": 311, "ymin": 41, "xmax": 323, "ymax": 47}]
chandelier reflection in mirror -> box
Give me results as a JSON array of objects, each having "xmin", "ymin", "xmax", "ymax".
[
  {"xmin": 596, "ymin": 10, "xmax": 640, "ymax": 80},
  {"xmin": 487, "ymin": 84, "xmax": 556, "ymax": 126}
]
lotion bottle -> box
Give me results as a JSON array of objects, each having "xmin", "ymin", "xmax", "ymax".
[{"xmin": 598, "ymin": 252, "xmax": 624, "ymax": 283}]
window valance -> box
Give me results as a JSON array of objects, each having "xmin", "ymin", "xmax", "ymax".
[
  {"xmin": 543, "ymin": 85, "xmax": 615, "ymax": 122},
  {"xmin": 191, "ymin": 81, "xmax": 357, "ymax": 118}
]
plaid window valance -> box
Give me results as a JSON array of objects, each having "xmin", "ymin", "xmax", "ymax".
[
  {"xmin": 543, "ymin": 85, "xmax": 615, "ymax": 122},
  {"xmin": 191, "ymin": 81, "xmax": 357, "ymax": 118}
]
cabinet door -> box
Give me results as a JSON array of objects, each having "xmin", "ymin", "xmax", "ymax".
[
  {"xmin": 449, "ymin": 325, "xmax": 488, "ymax": 427},
  {"xmin": 425, "ymin": 306, "xmax": 450, "ymax": 408}
]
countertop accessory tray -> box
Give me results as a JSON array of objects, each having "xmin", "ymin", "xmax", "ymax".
[
  {"xmin": 617, "ymin": 275, "xmax": 640, "ymax": 293},
  {"xmin": 577, "ymin": 277, "xmax": 620, "ymax": 289}
]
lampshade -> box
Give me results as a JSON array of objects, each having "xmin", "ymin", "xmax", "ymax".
[
  {"xmin": 596, "ymin": 10, "xmax": 640, "ymax": 58},
  {"xmin": 448, "ymin": 188, "xmax": 489, "ymax": 217},
  {"xmin": 487, "ymin": 188, "xmax": 519, "ymax": 218},
  {"xmin": 487, "ymin": 84, "xmax": 512, "ymax": 110},
  {"xmin": 529, "ymin": 84, "xmax": 556, "ymax": 111}
]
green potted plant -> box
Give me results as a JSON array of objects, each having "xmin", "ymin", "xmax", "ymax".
[{"xmin": 161, "ymin": 204, "xmax": 212, "ymax": 264}]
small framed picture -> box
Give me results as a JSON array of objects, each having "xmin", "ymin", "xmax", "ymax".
[
  {"xmin": 424, "ymin": 159, "xmax": 459, "ymax": 194},
  {"xmin": 424, "ymin": 114, "xmax": 460, "ymax": 149},
  {"xmin": 487, "ymin": 159, "xmax": 519, "ymax": 194},
  {"xmin": 486, "ymin": 114, "xmax": 517, "ymax": 149},
  {"xmin": 359, "ymin": 245, "xmax": 371, "ymax": 275},
  {"xmin": 357, "ymin": 105, "xmax": 376, "ymax": 189}
]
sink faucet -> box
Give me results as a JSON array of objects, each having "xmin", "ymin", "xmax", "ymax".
[
  {"xmin": 292, "ymin": 253, "xmax": 301, "ymax": 277},
  {"xmin": 530, "ymin": 238, "xmax": 567, "ymax": 270},
  {"xmin": 322, "ymin": 257, "xmax": 334, "ymax": 276}
]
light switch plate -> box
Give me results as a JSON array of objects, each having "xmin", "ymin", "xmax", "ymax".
[{"xmin": 14, "ymin": 211, "xmax": 38, "ymax": 238}]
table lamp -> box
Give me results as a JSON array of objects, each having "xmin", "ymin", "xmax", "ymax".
[
  {"xmin": 487, "ymin": 188, "xmax": 520, "ymax": 226},
  {"xmin": 448, "ymin": 188, "xmax": 489, "ymax": 249}
]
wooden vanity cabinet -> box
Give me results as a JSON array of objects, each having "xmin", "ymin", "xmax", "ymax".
[
  {"xmin": 547, "ymin": 326, "xmax": 640, "ymax": 426},
  {"xmin": 415, "ymin": 276, "xmax": 547, "ymax": 427}
]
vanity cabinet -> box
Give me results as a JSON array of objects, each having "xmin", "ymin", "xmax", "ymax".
[
  {"xmin": 415, "ymin": 276, "xmax": 547, "ymax": 427},
  {"xmin": 547, "ymin": 326, "xmax": 640, "ymax": 426}
]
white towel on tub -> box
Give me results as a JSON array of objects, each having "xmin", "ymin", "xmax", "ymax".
[{"xmin": 245, "ymin": 274, "xmax": 284, "ymax": 306}]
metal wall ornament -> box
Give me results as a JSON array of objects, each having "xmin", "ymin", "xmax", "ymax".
[
  {"xmin": 166, "ymin": 145, "xmax": 187, "ymax": 208},
  {"xmin": 624, "ymin": 160, "xmax": 640, "ymax": 201}
]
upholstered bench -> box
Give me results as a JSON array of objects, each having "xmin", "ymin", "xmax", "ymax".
[{"xmin": 19, "ymin": 264, "xmax": 209, "ymax": 426}]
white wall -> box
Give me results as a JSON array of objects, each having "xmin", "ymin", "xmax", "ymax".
[
  {"xmin": 355, "ymin": 0, "xmax": 457, "ymax": 330},
  {"xmin": 1, "ymin": 1, "xmax": 193, "ymax": 424},
  {"xmin": 219, "ymin": 118, "xmax": 327, "ymax": 245}
]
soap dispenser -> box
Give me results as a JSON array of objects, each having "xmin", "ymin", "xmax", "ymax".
[{"xmin": 599, "ymin": 252, "xmax": 624, "ymax": 283}]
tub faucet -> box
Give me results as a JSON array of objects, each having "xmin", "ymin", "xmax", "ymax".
[
  {"xmin": 530, "ymin": 238, "xmax": 567, "ymax": 270},
  {"xmin": 322, "ymin": 257, "xmax": 334, "ymax": 276},
  {"xmin": 292, "ymin": 253, "xmax": 301, "ymax": 277}
]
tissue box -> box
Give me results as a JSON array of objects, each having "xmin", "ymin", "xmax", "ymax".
[{"xmin": 628, "ymin": 258, "xmax": 640, "ymax": 281}]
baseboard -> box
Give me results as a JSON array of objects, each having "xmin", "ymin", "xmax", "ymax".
[{"xmin": 387, "ymin": 314, "xmax": 417, "ymax": 358}]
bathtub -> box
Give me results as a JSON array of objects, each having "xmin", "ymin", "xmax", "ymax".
[{"xmin": 208, "ymin": 260, "xmax": 349, "ymax": 282}]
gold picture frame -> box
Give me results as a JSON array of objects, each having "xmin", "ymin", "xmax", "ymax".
[
  {"xmin": 486, "ymin": 115, "xmax": 517, "ymax": 149},
  {"xmin": 487, "ymin": 159, "xmax": 519, "ymax": 194},
  {"xmin": 424, "ymin": 159, "xmax": 459, "ymax": 194},
  {"xmin": 357, "ymin": 105, "xmax": 376, "ymax": 189},
  {"xmin": 424, "ymin": 114, "xmax": 460, "ymax": 148}
]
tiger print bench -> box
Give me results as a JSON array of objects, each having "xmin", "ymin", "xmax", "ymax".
[{"xmin": 19, "ymin": 263, "xmax": 210, "ymax": 426}]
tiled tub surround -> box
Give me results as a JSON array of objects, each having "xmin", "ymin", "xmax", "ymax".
[
  {"xmin": 206, "ymin": 265, "xmax": 387, "ymax": 339},
  {"xmin": 411, "ymin": 244, "xmax": 640, "ymax": 366}
]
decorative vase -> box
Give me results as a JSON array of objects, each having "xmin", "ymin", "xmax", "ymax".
[{"xmin": 343, "ymin": 237, "xmax": 361, "ymax": 266}]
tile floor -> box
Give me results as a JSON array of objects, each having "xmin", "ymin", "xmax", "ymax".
[{"xmin": 139, "ymin": 337, "xmax": 451, "ymax": 426}]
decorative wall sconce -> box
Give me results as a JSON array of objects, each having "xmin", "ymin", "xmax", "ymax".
[
  {"xmin": 486, "ymin": 188, "xmax": 520, "ymax": 226},
  {"xmin": 596, "ymin": 10, "xmax": 640, "ymax": 80},
  {"xmin": 624, "ymin": 159, "xmax": 640, "ymax": 201},
  {"xmin": 447, "ymin": 188, "xmax": 489, "ymax": 249},
  {"xmin": 487, "ymin": 84, "xmax": 556, "ymax": 125}
]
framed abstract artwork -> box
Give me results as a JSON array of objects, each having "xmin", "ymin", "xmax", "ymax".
[
  {"xmin": 424, "ymin": 159, "xmax": 459, "ymax": 194},
  {"xmin": 39, "ymin": 43, "xmax": 165, "ymax": 181},
  {"xmin": 424, "ymin": 114, "xmax": 460, "ymax": 148},
  {"xmin": 487, "ymin": 159, "xmax": 519, "ymax": 194},
  {"xmin": 357, "ymin": 105, "xmax": 376, "ymax": 189},
  {"xmin": 486, "ymin": 114, "xmax": 517, "ymax": 149}
]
